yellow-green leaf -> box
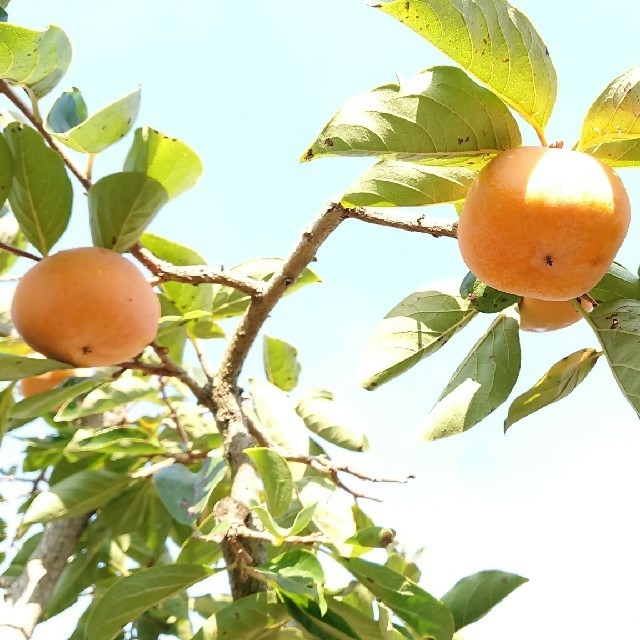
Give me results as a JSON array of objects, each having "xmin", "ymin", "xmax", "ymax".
[
  {"xmin": 302, "ymin": 65, "xmax": 521, "ymax": 162},
  {"xmin": 423, "ymin": 310, "xmax": 521, "ymax": 440},
  {"xmin": 379, "ymin": 0, "xmax": 556, "ymax": 140},
  {"xmin": 360, "ymin": 283, "xmax": 477, "ymax": 390},
  {"xmin": 579, "ymin": 65, "xmax": 640, "ymax": 151},
  {"xmin": 341, "ymin": 162, "xmax": 476, "ymax": 207},
  {"xmin": 505, "ymin": 349, "xmax": 601, "ymax": 430}
]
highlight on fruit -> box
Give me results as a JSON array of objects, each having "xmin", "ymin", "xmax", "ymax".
[
  {"xmin": 457, "ymin": 145, "xmax": 631, "ymax": 301},
  {"xmin": 11, "ymin": 247, "xmax": 161, "ymax": 367},
  {"xmin": 518, "ymin": 297, "xmax": 593, "ymax": 333}
]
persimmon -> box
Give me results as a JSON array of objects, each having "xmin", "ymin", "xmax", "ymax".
[
  {"xmin": 11, "ymin": 247, "xmax": 160, "ymax": 367},
  {"xmin": 457, "ymin": 146, "xmax": 631, "ymax": 301},
  {"xmin": 519, "ymin": 297, "xmax": 593, "ymax": 333},
  {"xmin": 19, "ymin": 368, "xmax": 79, "ymax": 397}
]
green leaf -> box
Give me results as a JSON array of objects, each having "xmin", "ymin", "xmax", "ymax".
[
  {"xmin": 345, "ymin": 526, "xmax": 395, "ymax": 549},
  {"xmin": 282, "ymin": 596, "xmax": 360, "ymax": 640},
  {"xmin": 459, "ymin": 272, "xmax": 521, "ymax": 314},
  {"xmin": 65, "ymin": 426, "xmax": 166, "ymax": 458},
  {"xmin": 45, "ymin": 525, "xmax": 110, "ymax": 618},
  {"xmin": 153, "ymin": 455, "xmax": 227, "ymax": 525},
  {"xmin": 84, "ymin": 564, "xmax": 214, "ymax": 640},
  {"xmin": 585, "ymin": 299, "xmax": 640, "ymax": 414},
  {"xmin": 578, "ymin": 65, "xmax": 640, "ymax": 151},
  {"xmin": 326, "ymin": 597, "xmax": 391, "ymax": 640},
  {"xmin": 245, "ymin": 448, "xmax": 293, "ymax": 518},
  {"xmin": 211, "ymin": 258, "xmax": 320, "ymax": 321},
  {"xmin": 192, "ymin": 592, "xmax": 288, "ymax": 640},
  {"xmin": 0, "ymin": 354, "xmax": 72, "ymax": 381},
  {"xmin": 0, "ymin": 214, "xmax": 26, "ymax": 276},
  {"xmin": 296, "ymin": 389, "xmax": 368, "ymax": 452},
  {"xmin": 0, "ymin": 382, "xmax": 15, "ymax": 444},
  {"xmin": 23, "ymin": 469, "xmax": 132, "ymax": 525},
  {"xmin": 584, "ymin": 138, "xmax": 640, "ymax": 167},
  {"xmin": 297, "ymin": 477, "xmax": 357, "ymax": 554},
  {"xmin": 0, "ymin": 24, "xmax": 71, "ymax": 97},
  {"xmin": 589, "ymin": 262, "xmax": 640, "ymax": 303},
  {"xmin": 4, "ymin": 122, "xmax": 72, "ymax": 255},
  {"xmin": 46, "ymin": 87, "xmax": 88, "ymax": 133},
  {"xmin": 249, "ymin": 378, "xmax": 309, "ymax": 478},
  {"xmin": 140, "ymin": 232, "xmax": 212, "ymax": 316},
  {"xmin": 505, "ymin": 349, "xmax": 601, "ymax": 430},
  {"xmin": 360, "ymin": 284, "xmax": 477, "ymax": 390},
  {"xmin": 10, "ymin": 376, "xmax": 102, "ymax": 420},
  {"xmin": 336, "ymin": 556, "xmax": 455, "ymax": 640},
  {"xmin": 252, "ymin": 503, "xmax": 317, "ymax": 544},
  {"xmin": 302, "ymin": 65, "xmax": 521, "ymax": 162},
  {"xmin": 254, "ymin": 548, "xmax": 326, "ymax": 612},
  {"xmin": 124, "ymin": 127, "xmax": 203, "ymax": 199},
  {"xmin": 0, "ymin": 133, "xmax": 12, "ymax": 212},
  {"xmin": 176, "ymin": 515, "xmax": 226, "ymax": 566},
  {"xmin": 263, "ymin": 335, "xmax": 301, "ymax": 392},
  {"xmin": 379, "ymin": 0, "xmax": 556, "ymax": 140},
  {"xmin": 423, "ymin": 310, "xmax": 521, "ymax": 440},
  {"xmin": 341, "ymin": 162, "xmax": 475, "ymax": 207},
  {"xmin": 441, "ymin": 570, "xmax": 528, "ymax": 631},
  {"xmin": 50, "ymin": 88, "xmax": 140, "ymax": 153},
  {"xmin": 55, "ymin": 376, "xmax": 158, "ymax": 421},
  {"xmin": 88, "ymin": 172, "xmax": 169, "ymax": 252}
]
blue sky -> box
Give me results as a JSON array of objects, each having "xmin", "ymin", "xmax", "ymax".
[{"xmin": 3, "ymin": 1, "xmax": 640, "ymax": 639}]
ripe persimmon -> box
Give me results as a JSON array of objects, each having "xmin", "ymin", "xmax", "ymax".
[
  {"xmin": 19, "ymin": 368, "xmax": 79, "ymax": 398},
  {"xmin": 519, "ymin": 297, "xmax": 593, "ymax": 333},
  {"xmin": 11, "ymin": 247, "xmax": 160, "ymax": 367},
  {"xmin": 457, "ymin": 146, "xmax": 631, "ymax": 301}
]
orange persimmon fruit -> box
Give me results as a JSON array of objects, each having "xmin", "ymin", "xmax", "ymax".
[
  {"xmin": 11, "ymin": 247, "xmax": 160, "ymax": 367},
  {"xmin": 19, "ymin": 368, "xmax": 79, "ymax": 398},
  {"xmin": 518, "ymin": 297, "xmax": 593, "ymax": 333},
  {"xmin": 457, "ymin": 146, "xmax": 631, "ymax": 301}
]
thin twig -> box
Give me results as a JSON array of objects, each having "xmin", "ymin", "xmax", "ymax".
[
  {"xmin": 129, "ymin": 243, "xmax": 266, "ymax": 296},
  {"xmin": 0, "ymin": 80, "xmax": 92, "ymax": 192},
  {"xmin": 243, "ymin": 402, "xmax": 412, "ymax": 501},
  {"xmin": 198, "ymin": 526, "xmax": 328, "ymax": 547},
  {"xmin": 159, "ymin": 378, "xmax": 190, "ymax": 447},
  {"xmin": 285, "ymin": 453, "xmax": 415, "ymax": 484},
  {"xmin": 344, "ymin": 205, "xmax": 458, "ymax": 238},
  {"xmin": 190, "ymin": 337, "xmax": 215, "ymax": 384},
  {"xmin": 0, "ymin": 240, "xmax": 41, "ymax": 262}
]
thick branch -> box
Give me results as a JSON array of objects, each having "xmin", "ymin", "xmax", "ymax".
[
  {"xmin": 129, "ymin": 244, "xmax": 266, "ymax": 296},
  {"xmin": 219, "ymin": 202, "xmax": 347, "ymax": 385},
  {"xmin": 0, "ymin": 516, "xmax": 89, "ymax": 640}
]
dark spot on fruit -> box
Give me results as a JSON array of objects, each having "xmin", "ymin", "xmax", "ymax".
[
  {"xmin": 544, "ymin": 255, "xmax": 554, "ymax": 266},
  {"xmin": 82, "ymin": 346, "xmax": 92, "ymax": 354}
]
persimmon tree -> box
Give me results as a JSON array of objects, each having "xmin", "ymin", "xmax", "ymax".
[{"xmin": 0, "ymin": 1, "xmax": 639, "ymax": 639}]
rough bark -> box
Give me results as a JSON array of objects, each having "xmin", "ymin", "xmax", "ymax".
[{"xmin": 0, "ymin": 515, "xmax": 89, "ymax": 640}]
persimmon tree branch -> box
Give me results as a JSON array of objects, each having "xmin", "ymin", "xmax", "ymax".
[
  {"xmin": 344, "ymin": 206, "xmax": 458, "ymax": 238},
  {"xmin": 0, "ymin": 80, "xmax": 92, "ymax": 192},
  {"xmin": 129, "ymin": 244, "xmax": 266, "ymax": 296},
  {"xmin": 0, "ymin": 516, "xmax": 89, "ymax": 640}
]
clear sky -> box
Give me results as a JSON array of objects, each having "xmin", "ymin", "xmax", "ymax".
[{"xmin": 3, "ymin": 1, "xmax": 640, "ymax": 639}]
